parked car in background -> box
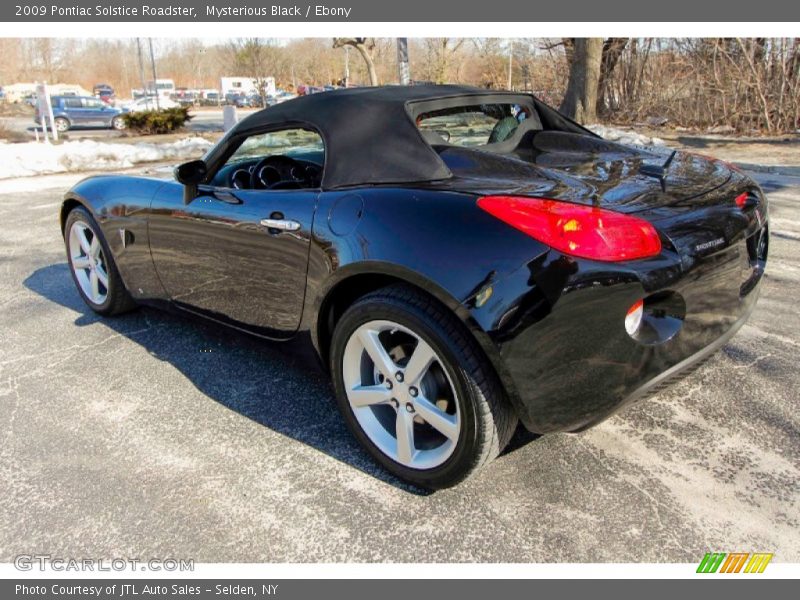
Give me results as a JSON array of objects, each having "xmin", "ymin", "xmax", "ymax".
[
  {"xmin": 200, "ymin": 91, "xmax": 220, "ymax": 106},
  {"xmin": 97, "ymin": 90, "xmax": 115, "ymax": 105},
  {"xmin": 225, "ymin": 92, "xmax": 247, "ymax": 107},
  {"xmin": 246, "ymin": 94, "xmax": 265, "ymax": 108},
  {"xmin": 173, "ymin": 88, "xmax": 199, "ymax": 107},
  {"xmin": 270, "ymin": 91, "xmax": 298, "ymax": 105},
  {"xmin": 123, "ymin": 96, "xmax": 181, "ymax": 112},
  {"xmin": 93, "ymin": 83, "xmax": 116, "ymax": 105},
  {"xmin": 36, "ymin": 95, "xmax": 126, "ymax": 132},
  {"xmin": 93, "ymin": 83, "xmax": 114, "ymax": 103}
]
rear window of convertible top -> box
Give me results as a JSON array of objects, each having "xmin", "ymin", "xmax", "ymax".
[{"xmin": 415, "ymin": 103, "xmax": 534, "ymax": 147}]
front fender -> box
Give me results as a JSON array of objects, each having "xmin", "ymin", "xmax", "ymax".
[{"xmin": 62, "ymin": 175, "xmax": 168, "ymax": 300}]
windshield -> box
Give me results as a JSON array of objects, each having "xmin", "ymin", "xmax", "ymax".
[{"xmin": 227, "ymin": 129, "xmax": 324, "ymax": 165}]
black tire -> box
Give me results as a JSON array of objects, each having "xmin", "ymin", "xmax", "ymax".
[
  {"xmin": 54, "ymin": 117, "xmax": 70, "ymax": 133},
  {"xmin": 330, "ymin": 284, "xmax": 517, "ymax": 489},
  {"xmin": 64, "ymin": 206, "xmax": 137, "ymax": 316},
  {"xmin": 111, "ymin": 116, "xmax": 126, "ymax": 130}
]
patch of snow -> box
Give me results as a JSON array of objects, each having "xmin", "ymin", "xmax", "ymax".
[
  {"xmin": 0, "ymin": 137, "xmax": 213, "ymax": 180},
  {"xmin": 586, "ymin": 124, "xmax": 666, "ymax": 147}
]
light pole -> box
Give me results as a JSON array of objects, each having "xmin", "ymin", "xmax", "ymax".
[
  {"xmin": 148, "ymin": 38, "xmax": 160, "ymax": 110},
  {"xmin": 397, "ymin": 38, "xmax": 410, "ymax": 85},
  {"xmin": 135, "ymin": 38, "xmax": 147, "ymax": 101}
]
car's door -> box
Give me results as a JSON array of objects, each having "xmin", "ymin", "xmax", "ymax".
[
  {"xmin": 61, "ymin": 97, "xmax": 85, "ymax": 124},
  {"xmin": 81, "ymin": 97, "xmax": 108, "ymax": 125},
  {"xmin": 148, "ymin": 128, "xmax": 324, "ymax": 338}
]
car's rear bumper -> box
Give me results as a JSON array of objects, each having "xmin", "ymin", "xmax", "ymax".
[
  {"xmin": 472, "ymin": 220, "xmax": 767, "ymax": 434},
  {"xmin": 609, "ymin": 302, "xmax": 752, "ymax": 411}
]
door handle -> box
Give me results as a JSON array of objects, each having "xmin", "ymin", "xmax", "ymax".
[{"xmin": 260, "ymin": 218, "xmax": 301, "ymax": 232}]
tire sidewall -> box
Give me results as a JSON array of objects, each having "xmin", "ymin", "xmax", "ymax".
[
  {"xmin": 112, "ymin": 116, "xmax": 126, "ymax": 130},
  {"xmin": 331, "ymin": 297, "xmax": 485, "ymax": 488},
  {"xmin": 54, "ymin": 117, "xmax": 69, "ymax": 132},
  {"xmin": 64, "ymin": 207, "xmax": 115, "ymax": 314}
]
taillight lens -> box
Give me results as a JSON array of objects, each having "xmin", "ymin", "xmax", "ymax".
[
  {"xmin": 477, "ymin": 195, "xmax": 662, "ymax": 262},
  {"xmin": 735, "ymin": 192, "xmax": 748, "ymax": 209}
]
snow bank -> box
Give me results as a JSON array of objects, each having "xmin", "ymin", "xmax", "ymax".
[
  {"xmin": 586, "ymin": 124, "xmax": 666, "ymax": 147},
  {"xmin": 0, "ymin": 137, "xmax": 214, "ymax": 180}
]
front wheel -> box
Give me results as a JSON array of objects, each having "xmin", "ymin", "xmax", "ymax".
[
  {"xmin": 330, "ymin": 285, "xmax": 517, "ymax": 489},
  {"xmin": 111, "ymin": 116, "xmax": 126, "ymax": 130},
  {"xmin": 53, "ymin": 117, "xmax": 70, "ymax": 132},
  {"xmin": 64, "ymin": 207, "xmax": 137, "ymax": 316}
]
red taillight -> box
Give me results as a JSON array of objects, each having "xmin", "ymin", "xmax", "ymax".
[
  {"xmin": 735, "ymin": 192, "xmax": 748, "ymax": 209},
  {"xmin": 477, "ymin": 195, "xmax": 662, "ymax": 262}
]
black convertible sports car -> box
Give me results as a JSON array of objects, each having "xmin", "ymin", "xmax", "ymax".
[{"xmin": 61, "ymin": 85, "xmax": 768, "ymax": 488}]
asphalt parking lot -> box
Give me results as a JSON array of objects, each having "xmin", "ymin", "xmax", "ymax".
[{"xmin": 0, "ymin": 167, "xmax": 798, "ymax": 563}]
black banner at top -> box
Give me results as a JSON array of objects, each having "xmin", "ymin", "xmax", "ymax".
[{"xmin": 2, "ymin": 0, "xmax": 799, "ymax": 22}]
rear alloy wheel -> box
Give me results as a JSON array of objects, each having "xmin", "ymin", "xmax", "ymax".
[
  {"xmin": 65, "ymin": 207, "xmax": 136, "ymax": 316},
  {"xmin": 343, "ymin": 319, "xmax": 461, "ymax": 470},
  {"xmin": 331, "ymin": 285, "xmax": 517, "ymax": 489},
  {"xmin": 54, "ymin": 117, "xmax": 70, "ymax": 132}
]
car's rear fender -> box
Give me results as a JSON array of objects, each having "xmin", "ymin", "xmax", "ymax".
[
  {"xmin": 304, "ymin": 187, "xmax": 550, "ymax": 416},
  {"xmin": 469, "ymin": 219, "xmax": 766, "ymax": 433}
]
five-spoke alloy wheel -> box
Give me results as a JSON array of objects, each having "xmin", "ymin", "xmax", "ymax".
[
  {"xmin": 331, "ymin": 285, "xmax": 517, "ymax": 489},
  {"xmin": 64, "ymin": 207, "xmax": 137, "ymax": 316},
  {"xmin": 342, "ymin": 319, "xmax": 462, "ymax": 470},
  {"xmin": 69, "ymin": 221, "xmax": 110, "ymax": 306}
]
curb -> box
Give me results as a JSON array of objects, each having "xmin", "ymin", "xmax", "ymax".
[{"xmin": 734, "ymin": 162, "xmax": 800, "ymax": 177}]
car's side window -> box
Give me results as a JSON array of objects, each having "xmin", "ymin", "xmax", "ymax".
[
  {"xmin": 416, "ymin": 103, "xmax": 540, "ymax": 147},
  {"xmin": 82, "ymin": 98, "xmax": 104, "ymax": 110},
  {"xmin": 64, "ymin": 98, "xmax": 82, "ymax": 109},
  {"xmin": 211, "ymin": 128, "xmax": 325, "ymax": 191}
]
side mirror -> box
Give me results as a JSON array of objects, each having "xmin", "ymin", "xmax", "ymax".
[{"xmin": 174, "ymin": 160, "xmax": 208, "ymax": 204}]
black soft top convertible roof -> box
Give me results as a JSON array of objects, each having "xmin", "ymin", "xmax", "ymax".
[{"xmin": 215, "ymin": 84, "xmax": 542, "ymax": 189}]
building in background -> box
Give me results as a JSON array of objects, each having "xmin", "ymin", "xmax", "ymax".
[
  {"xmin": 145, "ymin": 79, "xmax": 176, "ymax": 99},
  {"xmin": 221, "ymin": 76, "xmax": 276, "ymax": 97},
  {"xmin": 3, "ymin": 82, "xmax": 91, "ymax": 103}
]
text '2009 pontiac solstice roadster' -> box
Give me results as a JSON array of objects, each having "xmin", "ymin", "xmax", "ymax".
[{"xmin": 61, "ymin": 85, "xmax": 768, "ymax": 488}]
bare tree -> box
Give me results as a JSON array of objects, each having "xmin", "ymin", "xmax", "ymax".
[
  {"xmin": 3, "ymin": 37, "xmax": 798, "ymax": 133},
  {"xmin": 228, "ymin": 38, "xmax": 286, "ymax": 105},
  {"xmin": 423, "ymin": 38, "xmax": 466, "ymax": 83},
  {"xmin": 333, "ymin": 38, "xmax": 378, "ymax": 86},
  {"xmin": 559, "ymin": 38, "xmax": 604, "ymax": 123},
  {"xmin": 597, "ymin": 37, "xmax": 629, "ymax": 116}
]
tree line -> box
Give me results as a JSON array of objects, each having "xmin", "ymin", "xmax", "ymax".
[{"xmin": 1, "ymin": 37, "xmax": 798, "ymax": 132}]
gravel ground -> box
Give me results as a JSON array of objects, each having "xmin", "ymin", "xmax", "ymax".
[{"xmin": 0, "ymin": 166, "xmax": 797, "ymax": 563}]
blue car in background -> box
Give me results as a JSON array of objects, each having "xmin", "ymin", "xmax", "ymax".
[{"xmin": 35, "ymin": 95, "xmax": 126, "ymax": 133}]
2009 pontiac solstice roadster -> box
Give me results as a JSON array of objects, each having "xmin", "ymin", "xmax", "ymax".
[{"xmin": 61, "ymin": 85, "xmax": 768, "ymax": 488}]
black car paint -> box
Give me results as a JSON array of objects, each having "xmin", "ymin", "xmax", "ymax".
[{"xmin": 62, "ymin": 86, "xmax": 768, "ymax": 435}]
